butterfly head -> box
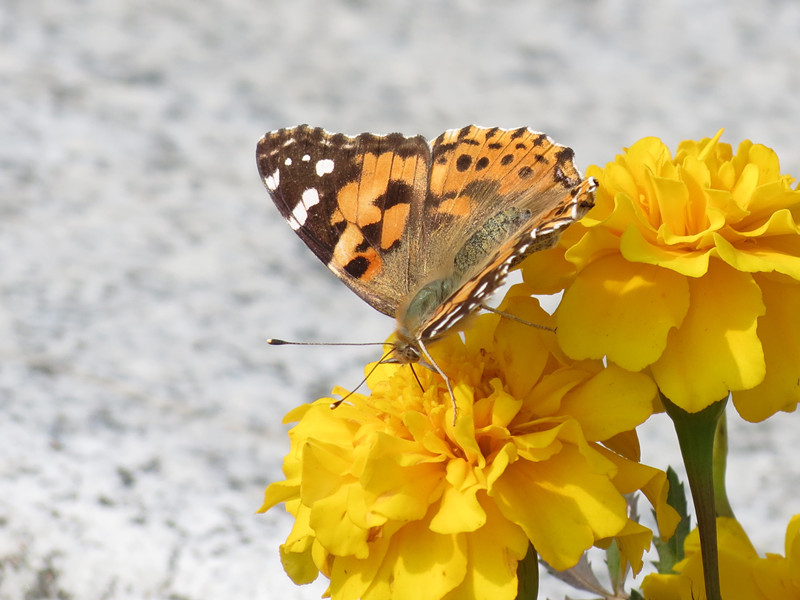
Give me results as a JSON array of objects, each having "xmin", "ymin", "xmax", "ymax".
[{"xmin": 385, "ymin": 334, "xmax": 422, "ymax": 365}]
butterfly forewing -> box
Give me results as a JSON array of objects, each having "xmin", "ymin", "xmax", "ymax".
[
  {"xmin": 257, "ymin": 125, "xmax": 430, "ymax": 317},
  {"xmin": 418, "ymin": 175, "xmax": 597, "ymax": 342}
]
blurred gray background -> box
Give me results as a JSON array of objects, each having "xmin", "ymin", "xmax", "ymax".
[{"xmin": 2, "ymin": 1, "xmax": 799, "ymax": 598}]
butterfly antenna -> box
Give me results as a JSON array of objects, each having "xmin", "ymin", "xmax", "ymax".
[
  {"xmin": 478, "ymin": 304, "xmax": 556, "ymax": 333},
  {"xmin": 329, "ymin": 346, "xmax": 397, "ymax": 409},
  {"xmin": 416, "ymin": 339, "xmax": 458, "ymax": 425},
  {"xmin": 268, "ymin": 338, "xmax": 389, "ymax": 347},
  {"xmin": 408, "ymin": 363, "xmax": 425, "ymax": 392}
]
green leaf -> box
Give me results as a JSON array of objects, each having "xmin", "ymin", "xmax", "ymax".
[
  {"xmin": 605, "ymin": 539, "xmax": 622, "ymax": 593},
  {"xmin": 652, "ymin": 467, "xmax": 691, "ymax": 574}
]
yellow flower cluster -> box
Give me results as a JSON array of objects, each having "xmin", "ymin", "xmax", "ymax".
[
  {"xmin": 263, "ymin": 131, "xmax": 800, "ymax": 598},
  {"xmin": 261, "ymin": 296, "xmax": 678, "ymax": 600},
  {"xmin": 641, "ymin": 515, "xmax": 800, "ymax": 599},
  {"xmin": 523, "ymin": 131, "xmax": 800, "ymax": 420}
]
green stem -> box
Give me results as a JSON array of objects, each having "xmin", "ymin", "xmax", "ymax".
[
  {"xmin": 516, "ymin": 543, "xmax": 539, "ymax": 600},
  {"xmin": 712, "ymin": 410, "xmax": 735, "ymax": 519},
  {"xmin": 661, "ymin": 393, "xmax": 727, "ymax": 600}
]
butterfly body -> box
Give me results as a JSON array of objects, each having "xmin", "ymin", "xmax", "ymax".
[{"xmin": 257, "ymin": 124, "xmax": 596, "ymax": 384}]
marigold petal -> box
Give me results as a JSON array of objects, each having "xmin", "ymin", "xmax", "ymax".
[
  {"xmin": 560, "ymin": 223, "xmax": 626, "ymax": 273},
  {"xmin": 492, "ymin": 293, "xmax": 555, "ymax": 400},
  {"xmin": 260, "ymin": 480, "xmax": 300, "ymax": 513},
  {"xmin": 750, "ymin": 514, "xmax": 800, "ymax": 597},
  {"xmin": 491, "ymin": 444, "xmax": 627, "ymax": 570},
  {"xmin": 742, "ymin": 181, "xmax": 800, "ymax": 222},
  {"xmin": 732, "ymin": 162, "xmax": 761, "ymax": 209},
  {"xmin": 753, "ymin": 560, "xmax": 800, "ymax": 598},
  {"xmin": 379, "ymin": 519, "xmax": 467, "ymax": 600},
  {"xmin": 733, "ymin": 275, "xmax": 800, "ymax": 421},
  {"xmin": 301, "ymin": 438, "xmax": 356, "ymax": 503},
  {"xmin": 559, "ymin": 364, "xmax": 656, "ymax": 441},
  {"xmin": 602, "ymin": 429, "xmax": 641, "ymax": 461},
  {"xmin": 283, "ymin": 401, "xmax": 314, "ymax": 424},
  {"xmin": 652, "ymin": 261, "xmax": 766, "ymax": 411},
  {"xmin": 736, "ymin": 140, "xmax": 782, "ymax": 184},
  {"xmin": 310, "ymin": 487, "xmax": 372, "ymax": 558},
  {"xmin": 515, "ymin": 368, "xmax": 585, "ymax": 418},
  {"xmin": 430, "ymin": 461, "xmax": 486, "ymax": 534},
  {"xmin": 445, "ymin": 497, "xmax": 529, "ymax": 600},
  {"xmin": 557, "ymin": 255, "xmax": 690, "ymax": 371},
  {"xmin": 518, "ymin": 241, "xmax": 579, "ymax": 294},
  {"xmin": 599, "ymin": 448, "xmax": 681, "ymax": 542},
  {"xmin": 676, "ymin": 518, "xmax": 763, "ymax": 600},
  {"xmin": 652, "ymin": 175, "xmax": 694, "ymax": 238},
  {"xmin": 403, "ymin": 410, "xmax": 450, "ymax": 457},
  {"xmin": 640, "ymin": 573, "xmax": 695, "ymax": 600},
  {"xmin": 361, "ymin": 432, "xmax": 446, "ymax": 522},
  {"xmin": 601, "ymin": 519, "xmax": 652, "ymax": 575},
  {"xmin": 280, "ymin": 540, "xmax": 320, "ymax": 585},
  {"xmin": 279, "ymin": 505, "xmax": 321, "ymax": 585},
  {"xmin": 715, "ymin": 227, "xmax": 800, "ymax": 280},
  {"xmin": 620, "ymin": 225, "xmax": 714, "ymax": 277},
  {"xmin": 786, "ymin": 513, "xmax": 800, "ymax": 560},
  {"xmin": 332, "ymin": 523, "xmax": 395, "ymax": 600}
]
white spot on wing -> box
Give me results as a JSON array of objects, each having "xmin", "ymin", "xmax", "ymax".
[
  {"xmin": 290, "ymin": 202, "xmax": 308, "ymax": 230},
  {"xmin": 301, "ymin": 188, "xmax": 321, "ymax": 209},
  {"xmin": 474, "ymin": 281, "xmax": 489, "ymax": 297},
  {"xmin": 315, "ymin": 158, "xmax": 334, "ymax": 176},
  {"xmin": 302, "ymin": 154, "xmax": 311, "ymax": 162},
  {"xmin": 284, "ymin": 157, "xmax": 292, "ymax": 166},
  {"xmin": 289, "ymin": 188, "xmax": 321, "ymax": 231},
  {"xmin": 264, "ymin": 168, "xmax": 280, "ymax": 191}
]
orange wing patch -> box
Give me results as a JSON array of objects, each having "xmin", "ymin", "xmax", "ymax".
[
  {"xmin": 429, "ymin": 126, "xmax": 584, "ymax": 205},
  {"xmin": 332, "ymin": 223, "xmax": 383, "ymax": 281},
  {"xmin": 380, "ymin": 202, "xmax": 410, "ymax": 250}
]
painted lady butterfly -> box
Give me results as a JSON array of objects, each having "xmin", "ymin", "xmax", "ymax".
[{"xmin": 257, "ymin": 125, "xmax": 596, "ymax": 406}]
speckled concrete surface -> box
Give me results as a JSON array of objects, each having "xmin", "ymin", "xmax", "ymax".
[{"xmin": 1, "ymin": 1, "xmax": 799, "ymax": 598}]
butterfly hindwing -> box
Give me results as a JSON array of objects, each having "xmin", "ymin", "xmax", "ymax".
[
  {"xmin": 419, "ymin": 176, "xmax": 598, "ymax": 341},
  {"xmin": 396, "ymin": 125, "xmax": 596, "ymax": 341}
]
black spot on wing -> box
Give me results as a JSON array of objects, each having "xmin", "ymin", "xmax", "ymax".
[
  {"xmin": 432, "ymin": 142, "xmax": 456, "ymax": 165},
  {"xmin": 531, "ymin": 134, "xmax": 547, "ymax": 147},
  {"xmin": 344, "ymin": 256, "xmax": 370, "ymax": 278},
  {"xmin": 457, "ymin": 126, "xmax": 472, "ymax": 139},
  {"xmin": 518, "ymin": 166, "xmax": 533, "ymax": 178},
  {"xmin": 379, "ymin": 180, "xmax": 416, "ymax": 209},
  {"xmin": 456, "ymin": 154, "xmax": 472, "ymax": 171},
  {"xmin": 553, "ymin": 147, "xmax": 581, "ymax": 187}
]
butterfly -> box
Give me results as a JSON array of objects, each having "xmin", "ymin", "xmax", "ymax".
[{"xmin": 257, "ymin": 124, "xmax": 596, "ymax": 409}]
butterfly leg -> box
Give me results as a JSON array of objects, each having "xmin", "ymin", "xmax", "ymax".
[
  {"xmin": 479, "ymin": 303, "xmax": 555, "ymax": 332},
  {"xmin": 416, "ymin": 339, "xmax": 458, "ymax": 425}
]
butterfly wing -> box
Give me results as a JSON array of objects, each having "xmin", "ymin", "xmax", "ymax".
[
  {"xmin": 257, "ymin": 125, "xmax": 430, "ymax": 317},
  {"xmin": 398, "ymin": 125, "xmax": 596, "ymax": 341},
  {"xmin": 420, "ymin": 176, "xmax": 597, "ymax": 342}
]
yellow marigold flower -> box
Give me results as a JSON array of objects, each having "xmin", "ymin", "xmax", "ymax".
[
  {"xmin": 522, "ymin": 132, "xmax": 800, "ymax": 419},
  {"xmin": 641, "ymin": 515, "xmax": 800, "ymax": 599},
  {"xmin": 261, "ymin": 294, "xmax": 679, "ymax": 599}
]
